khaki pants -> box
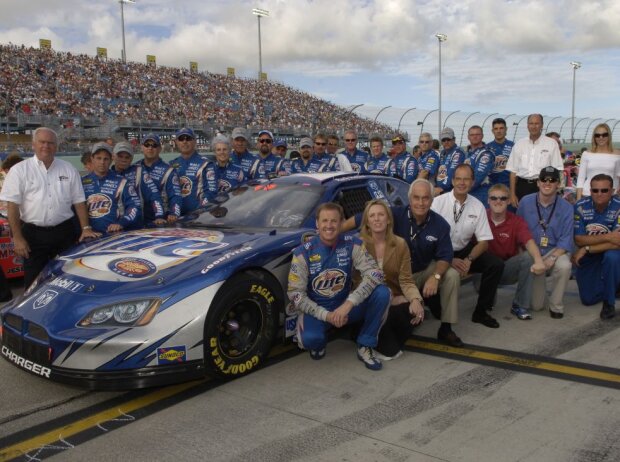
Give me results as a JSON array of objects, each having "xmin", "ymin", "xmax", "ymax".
[
  {"xmin": 413, "ymin": 261, "xmax": 460, "ymax": 324},
  {"xmin": 532, "ymin": 253, "xmax": 572, "ymax": 314}
]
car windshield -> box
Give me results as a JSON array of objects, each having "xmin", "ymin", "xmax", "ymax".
[{"xmin": 189, "ymin": 183, "xmax": 324, "ymax": 229}]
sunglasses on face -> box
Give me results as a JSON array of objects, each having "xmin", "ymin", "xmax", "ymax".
[
  {"xmin": 315, "ymin": 142, "xmax": 326, "ymax": 146},
  {"xmin": 591, "ymin": 188, "xmax": 610, "ymax": 193},
  {"xmin": 540, "ymin": 178, "xmax": 558, "ymax": 183},
  {"xmin": 392, "ymin": 139, "xmax": 404, "ymax": 144},
  {"xmin": 489, "ymin": 196, "xmax": 508, "ymax": 202},
  {"xmin": 258, "ymin": 139, "xmax": 272, "ymax": 144},
  {"xmin": 143, "ymin": 143, "xmax": 159, "ymax": 148},
  {"xmin": 419, "ymin": 140, "xmax": 430, "ymax": 144},
  {"xmin": 441, "ymin": 138, "xmax": 453, "ymax": 142},
  {"xmin": 177, "ymin": 135, "xmax": 193, "ymax": 142},
  {"xmin": 594, "ymin": 133, "xmax": 609, "ymax": 139},
  {"xmin": 345, "ymin": 138, "xmax": 357, "ymax": 142}
]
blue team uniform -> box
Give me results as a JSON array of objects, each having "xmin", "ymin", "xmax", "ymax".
[
  {"xmin": 136, "ymin": 158, "xmax": 183, "ymax": 220},
  {"xmin": 486, "ymin": 139, "xmax": 514, "ymax": 188},
  {"xmin": 418, "ymin": 150, "xmax": 440, "ymax": 182},
  {"xmin": 342, "ymin": 149, "xmax": 369, "ymax": 173},
  {"xmin": 170, "ymin": 152, "xmax": 218, "ymax": 214},
  {"xmin": 401, "ymin": 155, "xmax": 420, "ymax": 183},
  {"xmin": 290, "ymin": 157, "xmax": 326, "ymax": 174},
  {"xmin": 82, "ymin": 171, "xmax": 142, "ymax": 233},
  {"xmin": 111, "ymin": 164, "xmax": 165, "ymax": 223},
  {"xmin": 215, "ymin": 161, "xmax": 246, "ymax": 192},
  {"xmin": 436, "ymin": 146, "xmax": 466, "ymax": 193},
  {"xmin": 230, "ymin": 150, "xmax": 263, "ymax": 179},
  {"xmin": 464, "ymin": 145, "xmax": 495, "ymax": 204},
  {"xmin": 314, "ymin": 153, "xmax": 340, "ymax": 172},
  {"xmin": 257, "ymin": 153, "xmax": 288, "ymax": 178},
  {"xmin": 393, "ymin": 152, "xmax": 410, "ymax": 179},
  {"xmin": 574, "ymin": 197, "xmax": 620, "ymax": 306},
  {"xmin": 365, "ymin": 154, "xmax": 396, "ymax": 176}
]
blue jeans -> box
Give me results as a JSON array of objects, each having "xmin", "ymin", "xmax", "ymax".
[{"xmin": 576, "ymin": 250, "xmax": 620, "ymax": 306}]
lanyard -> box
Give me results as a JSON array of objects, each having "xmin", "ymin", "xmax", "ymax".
[
  {"xmin": 453, "ymin": 200, "xmax": 466, "ymax": 224},
  {"xmin": 536, "ymin": 196, "xmax": 558, "ymax": 234},
  {"xmin": 408, "ymin": 208, "xmax": 431, "ymax": 241}
]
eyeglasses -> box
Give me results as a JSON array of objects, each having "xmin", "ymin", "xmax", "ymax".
[
  {"xmin": 594, "ymin": 133, "xmax": 609, "ymax": 138},
  {"xmin": 143, "ymin": 143, "xmax": 159, "ymax": 148},
  {"xmin": 419, "ymin": 140, "xmax": 430, "ymax": 144},
  {"xmin": 489, "ymin": 196, "xmax": 508, "ymax": 202},
  {"xmin": 177, "ymin": 135, "xmax": 193, "ymax": 142},
  {"xmin": 392, "ymin": 140, "xmax": 404, "ymax": 145},
  {"xmin": 315, "ymin": 142, "xmax": 326, "ymax": 146},
  {"xmin": 591, "ymin": 188, "xmax": 610, "ymax": 193},
  {"xmin": 441, "ymin": 138, "xmax": 453, "ymax": 142},
  {"xmin": 540, "ymin": 178, "xmax": 559, "ymax": 183},
  {"xmin": 345, "ymin": 138, "xmax": 357, "ymax": 142},
  {"xmin": 258, "ymin": 139, "xmax": 272, "ymax": 144}
]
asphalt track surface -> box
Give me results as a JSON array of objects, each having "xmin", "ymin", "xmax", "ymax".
[{"xmin": 1, "ymin": 279, "xmax": 620, "ymax": 461}]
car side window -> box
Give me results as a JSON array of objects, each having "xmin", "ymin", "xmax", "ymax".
[{"xmin": 334, "ymin": 187, "xmax": 373, "ymax": 219}]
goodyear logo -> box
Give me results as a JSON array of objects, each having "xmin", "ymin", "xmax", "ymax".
[
  {"xmin": 157, "ymin": 346, "xmax": 186, "ymax": 364},
  {"xmin": 87, "ymin": 193, "xmax": 112, "ymax": 218},
  {"xmin": 180, "ymin": 176, "xmax": 192, "ymax": 197},
  {"xmin": 312, "ymin": 269, "xmax": 346, "ymax": 297}
]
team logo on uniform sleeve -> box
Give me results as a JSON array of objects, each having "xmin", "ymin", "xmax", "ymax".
[
  {"xmin": 312, "ymin": 269, "xmax": 346, "ymax": 297},
  {"xmin": 87, "ymin": 193, "xmax": 112, "ymax": 218},
  {"xmin": 180, "ymin": 176, "xmax": 192, "ymax": 197}
]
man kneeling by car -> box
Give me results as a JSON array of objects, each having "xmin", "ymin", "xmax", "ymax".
[{"xmin": 288, "ymin": 202, "xmax": 390, "ymax": 370}]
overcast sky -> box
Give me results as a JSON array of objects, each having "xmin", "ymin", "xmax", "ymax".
[{"xmin": 2, "ymin": 0, "xmax": 619, "ymax": 140}]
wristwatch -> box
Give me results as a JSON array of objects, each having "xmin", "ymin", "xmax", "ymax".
[
  {"xmin": 585, "ymin": 246, "xmax": 590, "ymax": 253},
  {"xmin": 433, "ymin": 273, "xmax": 442, "ymax": 281},
  {"xmin": 466, "ymin": 255, "xmax": 474, "ymax": 262},
  {"xmin": 82, "ymin": 225, "xmax": 92, "ymax": 230}
]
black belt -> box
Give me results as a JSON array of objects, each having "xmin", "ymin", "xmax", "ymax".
[
  {"xmin": 23, "ymin": 219, "xmax": 73, "ymax": 231},
  {"xmin": 517, "ymin": 177, "xmax": 538, "ymax": 184}
]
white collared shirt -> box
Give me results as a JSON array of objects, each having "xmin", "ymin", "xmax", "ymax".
[
  {"xmin": 505, "ymin": 135, "xmax": 563, "ymax": 179},
  {"xmin": 431, "ymin": 191, "xmax": 493, "ymax": 251},
  {"xmin": 0, "ymin": 156, "xmax": 85, "ymax": 226}
]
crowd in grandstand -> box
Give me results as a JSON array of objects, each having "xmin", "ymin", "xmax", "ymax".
[{"xmin": 0, "ymin": 44, "xmax": 392, "ymax": 134}]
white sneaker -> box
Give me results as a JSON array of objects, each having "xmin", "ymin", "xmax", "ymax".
[
  {"xmin": 373, "ymin": 350, "xmax": 403, "ymax": 361},
  {"xmin": 357, "ymin": 345, "xmax": 382, "ymax": 370}
]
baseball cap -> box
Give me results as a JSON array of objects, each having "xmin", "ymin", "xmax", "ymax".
[
  {"xmin": 175, "ymin": 127, "xmax": 195, "ymax": 139},
  {"xmin": 274, "ymin": 139, "xmax": 288, "ymax": 148},
  {"xmin": 299, "ymin": 137, "xmax": 313, "ymax": 148},
  {"xmin": 142, "ymin": 132, "xmax": 161, "ymax": 145},
  {"xmin": 440, "ymin": 127, "xmax": 455, "ymax": 140},
  {"xmin": 539, "ymin": 166, "xmax": 561, "ymax": 181},
  {"xmin": 231, "ymin": 127, "xmax": 248, "ymax": 141},
  {"xmin": 113, "ymin": 141, "xmax": 133, "ymax": 156},
  {"xmin": 91, "ymin": 142, "xmax": 112, "ymax": 156},
  {"xmin": 257, "ymin": 129, "xmax": 273, "ymax": 140},
  {"xmin": 391, "ymin": 134, "xmax": 406, "ymax": 144}
]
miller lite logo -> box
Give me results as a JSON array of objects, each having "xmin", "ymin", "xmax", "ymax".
[
  {"xmin": 87, "ymin": 193, "xmax": 112, "ymax": 218},
  {"xmin": 493, "ymin": 155, "xmax": 508, "ymax": 173},
  {"xmin": 437, "ymin": 165, "xmax": 447, "ymax": 182},
  {"xmin": 218, "ymin": 179, "xmax": 232, "ymax": 192},
  {"xmin": 351, "ymin": 163, "xmax": 361, "ymax": 172},
  {"xmin": 312, "ymin": 269, "xmax": 346, "ymax": 297},
  {"xmin": 180, "ymin": 176, "xmax": 192, "ymax": 197},
  {"xmin": 585, "ymin": 223, "xmax": 610, "ymax": 235}
]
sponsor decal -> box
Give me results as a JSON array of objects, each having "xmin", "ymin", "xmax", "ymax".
[
  {"xmin": 437, "ymin": 166, "xmax": 447, "ymax": 182},
  {"xmin": 288, "ymin": 273, "xmax": 299, "ymax": 282},
  {"xmin": 209, "ymin": 337, "xmax": 259, "ymax": 375},
  {"xmin": 200, "ymin": 247, "xmax": 252, "ymax": 273},
  {"xmin": 49, "ymin": 277, "xmax": 84, "ymax": 293},
  {"xmin": 493, "ymin": 155, "xmax": 508, "ymax": 173},
  {"xmin": 426, "ymin": 235, "xmax": 438, "ymax": 242},
  {"xmin": 285, "ymin": 315, "xmax": 297, "ymax": 337},
  {"xmin": 180, "ymin": 176, "xmax": 192, "ymax": 197},
  {"xmin": 157, "ymin": 346, "xmax": 187, "ymax": 364},
  {"xmin": 109, "ymin": 257, "xmax": 157, "ymax": 278},
  {"xmin": 301, "ymin": 232, "xmax": 315, "ymax": 244},
  {"xmin": 585, "ymin": 223, "xmax": 610, "ymax": 235},
  {"xmin": 1, "ymin": 346, "xmax": 51, "ymax": 378},
  {"xmin": 250, "ymin": 284, "xmax": 275, "ymax": 304},
  {"xmin": 87, "ymin": 193, "xmax": 112, "ymax": 218},
  {"xmin": 312, "ymin": 269, "xmax": 346, "ymax": 297},
  {"xmin": 33, "ymin": 289, "xmax": 59, "ymax": 309},
  {"xmin": 219, "ymin": 179, "xmax": 232, "ymax": 192},
  {"xmin": 499, "ymin": 232, "xmax": 510, "ymax": 239},
  {"xmin": 309, "ymin": 254, "xmax": 321, "ymax": 262}
]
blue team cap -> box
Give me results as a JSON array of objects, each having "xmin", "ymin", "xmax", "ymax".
[
  {"xmin": 142, "ymin": 132, "xmax": 161, "ymax": 145},
  {"xmin": 175, "ymin": 127, "xmax": 195, "ymax": 139},
  {"xmin": 274, "ymin": 139, "xmax": 288, "ymax": 148}
]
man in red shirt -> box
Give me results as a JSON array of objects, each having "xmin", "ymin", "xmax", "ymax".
[{"xmin": 487, "ymin": 184, "xmax": 546, "ymax": 319}]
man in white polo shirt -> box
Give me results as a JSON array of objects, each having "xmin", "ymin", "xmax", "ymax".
[{"xmin": 431, "ymin": 164, "xmax": 504, "ymax": 328}]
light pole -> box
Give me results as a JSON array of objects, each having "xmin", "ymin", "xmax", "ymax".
[
  {"xmin": 435, "ymin": 33, "xmax": 447, "ymax": 138},
  {"xmin": 545, "ymin": 116, "xmax": 562, "ymax": 133},
  {"xmin": 397, "ymin": 107, "xmax": 416, "ymax": 132},
  {"xmin": 459, "ymin": 111, "xmax": 479, "ymax": 145},
  {"xmin": 443, "ymin": 110, "xmax": 460, "ymax": 128},
  {"xmin": 373, "ymin": 105, "xmax": 392, "ymax": 130},
  {"xmin": 119, "ymin": 0, "xmax": 135, "ymax": 63},
  {"xmin": 418, "ymin": 109, "xmax": 439, "ymax": 136},
  {"xmin": 570, "ymin": 61, "xmax": 581, "ymax": 142},
  {"xmin": 252, "ymin": 8, "xmax": 269, "ymax": 78}
]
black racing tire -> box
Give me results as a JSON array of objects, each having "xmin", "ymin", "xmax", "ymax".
[{"xmin": 203, "ymin": 270, "xmax": 280, "ymax": 379}]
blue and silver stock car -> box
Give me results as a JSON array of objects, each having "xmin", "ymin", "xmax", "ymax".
[{"xmin": 0, "ymin": 173, "xmax": 410, "ymax": 389}]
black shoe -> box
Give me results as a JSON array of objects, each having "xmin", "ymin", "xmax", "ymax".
[
  {"xmin": 549, "ymin": 310, "xmax": 564, "ymax": 319},
  {"xmin": 437, "ymin": 329, "xmax": 464, "ymax": 347},
  {"xmin": 600, "ymin": 302, "xmax": 616, "ymax": 320},
  {"xmin": 471, "ymin": 312, "xmax": 500, "ymax": 328}
]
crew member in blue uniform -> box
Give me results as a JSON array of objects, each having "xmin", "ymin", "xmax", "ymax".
[
  {"xmin": 434, "ymin": 127, "xmax": 465, "ymax": 196},
  {"xmin": 82, "ymin": 142, "xmax": 142, "ymax": 234},
  {"xmin": 255, "ymin": 130, "xmax": 288, "ymax": 178},
  {"xmin": 288, "ymin": 202, "xmax": 390, "ymax": 370},
  {"xmin": 365, "ymin": 136, "xmax": 396, "ymax": 176},
  {"xmin": 486, "ymin": 118, "xmax": 514, "ymax": 189},
  {"xmin": 342, "ymin": 130, "xmax": 368, "ymax": 173},
  {"xmin": 136, "ymin": 133, "xmax": 183, "ymax": 223},
  {"xmin": 463, "ymin": 125, "xmax": 495, "ymax": 205},
  {"xmin": 230, "ymin": 127, "xmax": 263, "ymax": 179},
  {"xmin": 112, "ymin": 141, "xmax": 166, "ymax": 225},
  {"xmin": 391, "ymin": 134, "xmax": 410, "ymax": 179},
  {"xmin": 573, "ymin": 174, "xmax": 620, "ymax": 320},
  {"xmin": 290, "ymin": 138, "xmax": 326, "ymax": 174},
  {"xmin": 417, "ymin": 132, "xmax": 440, "ymax": 183},
  {"xmin": 212, "ymin": 135, "xmax": 246, "ymax": 192},
  {"xmin": 313, "ymin": 133, "xmax": 340, "ymax": 171},
  {"xmin": 171, "ymin": 127, "xmax": 218, "ymax": 214}
]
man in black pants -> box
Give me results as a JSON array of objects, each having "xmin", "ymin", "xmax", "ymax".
[{"xmin": 0, "ymin": 127, "xmax": 100, "ymax": 288}]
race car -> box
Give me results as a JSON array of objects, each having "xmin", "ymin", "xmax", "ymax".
[
  {"xmin": 0, "ymin": 215, "xmax": 24, "ymax": 279},
  {"xmin": 0, "ymin": 172, "xmax": 410, "ymax": 390}
]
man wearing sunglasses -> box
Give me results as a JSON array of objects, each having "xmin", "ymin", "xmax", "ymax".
[
  {"xmin": 486, "ymin": 184, "xmax": 546, "ymax": 320},
  {"xmin": 573, "ymin": 174, "xmax": 620, "ymax": 320},
  {"xmin": 390, "ymin": 134, "xmax": 409, "ymax": 179},
  {"xmin": 290, "ymin": 138, "xmax": 326, "ymax": 174},
  {"xmin": 255, "ymin": 129, "xmax": 288, "ymax": 178},
  {"xmin": 435, "ymin": 127, "xmax": 465, "ymax": 196},
  {"xmin": 171, "ymin": 127, "xmax": 218, "ymax": 214},
  {"xmin": 313, "ymin": 133, "xmax": 340, "ymax": 171},
  {"xmin": 136, "ymin": 133, "xmax": 183, "ymax": 223},
  {"xmin": 230, "ymin": 127, "xmax": 263, "ymax": 179},
  {"xmin": 517, "ymin": 166, "xmax": 573, "ymax": 318},
  {"xmin": 341, "ymin": 130, "xmax": 368, "ymax": 173},
  {"xmin": 416, "ymin": 132, "xmax": 440, "ymax": 183}
]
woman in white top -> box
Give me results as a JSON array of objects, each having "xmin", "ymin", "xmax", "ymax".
[{"xmin": 576, "ymin": 123, "xmax": 620, "ymax": 199}]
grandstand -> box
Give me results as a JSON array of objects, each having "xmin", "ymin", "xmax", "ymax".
[{"xmin": 0, "ymin": 43, "xmax": 395, "ymax": 151}]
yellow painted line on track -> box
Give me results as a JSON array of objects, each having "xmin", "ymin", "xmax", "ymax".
[
  {"xmin": 0, "ymin": 379, "xmax": 205, "ymax": 462},
  {"xmin": 406, "ymin": 338, "xmax": 620, "ymax": 384}
]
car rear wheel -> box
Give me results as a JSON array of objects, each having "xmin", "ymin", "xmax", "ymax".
[{"xmin": 203, "ymin": 271, "xmax": 280, "ymax": 378}]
